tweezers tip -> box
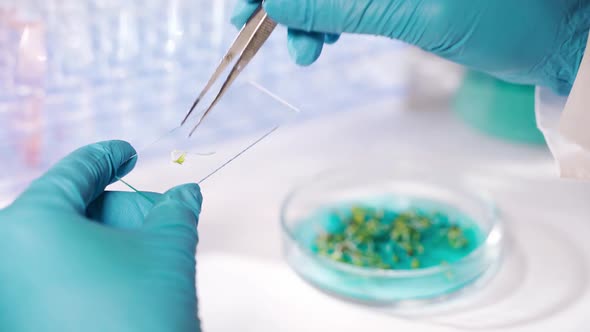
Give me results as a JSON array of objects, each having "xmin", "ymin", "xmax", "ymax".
[
  {"xmin": 181, "ymin": 98, "xmax": 201, "ymax": 125},
  {"xmin": 188, "ymin": 118, "xmax": 204, "ymax": 138}
]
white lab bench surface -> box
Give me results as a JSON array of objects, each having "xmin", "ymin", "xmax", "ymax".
[{"xmin": 109, "ymin": 98, "xmax": 590, "ymax": 332}]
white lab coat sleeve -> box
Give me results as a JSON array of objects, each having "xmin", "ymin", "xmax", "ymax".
[{"xmin": 536, "ymin": 35, "xmax": 590, "ymax": 180}]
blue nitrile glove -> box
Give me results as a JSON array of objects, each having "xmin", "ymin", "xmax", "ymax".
[
  {"xmin": 232, "ymin": 0, "xmax": 590, "ymax": 95},
  {"xmin": 0, "ymin": 140, "xmax": 202, "ymax": 332}
]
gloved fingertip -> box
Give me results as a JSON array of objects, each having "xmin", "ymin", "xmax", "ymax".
[
  {"xmin": 230, "ymin": 1, "xmax": 261, "ymax": 29},
  {"xmin": 93, "ymin": 140, "xmax": 138, "ymax": 184},
  {"xmin": 97, "ymin": 140, "xmax": 136, "ymax": 165},
  {"xmin": 163, "ymin": 183, "xmax": 203, "ymax": 220},
  {"xmin": 115, "ymin": 154, "xmax": 138, "ymax": 179},
  {"xmin": 324, "ymin": 33, "xmax": 341, "ymax": 45},
  {"xmin": 288, "ymin": 30, "xmax": 324, "ymax": 66}
]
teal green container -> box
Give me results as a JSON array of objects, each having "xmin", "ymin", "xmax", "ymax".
[{"xmin": 453, "ymin": 71, "xmax": 545, "ymax": 145}]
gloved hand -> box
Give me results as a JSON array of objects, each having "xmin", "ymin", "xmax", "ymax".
[
  {"xmin": 231, "ymin": 0, "xmax": 341, "ymax": 66},
  {"xmin": 232, "ymin": 0, "xmax": 590, "ymax": 95},
  {"xmin": 0, "ymin": 141, "xmax": 202, "ymax": 332}
]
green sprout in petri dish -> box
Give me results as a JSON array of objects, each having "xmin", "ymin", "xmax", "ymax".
[{"xmin": 314, "ymin": 206, "xmax": 473, "ymax": 270}]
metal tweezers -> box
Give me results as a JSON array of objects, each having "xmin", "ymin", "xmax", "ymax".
[{"xmin": 181, "ymin": 4, "xmax": 277, "ymax": 137}]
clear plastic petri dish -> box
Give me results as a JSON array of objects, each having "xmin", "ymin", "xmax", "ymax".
[{"xmin": 280, "ymin": 164, "xmax": 504, "ymax": 305}]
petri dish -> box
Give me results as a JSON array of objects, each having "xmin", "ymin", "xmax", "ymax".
[{"xmin": 280, "ymin": 164, "xmax": 504, "ymax": 305}]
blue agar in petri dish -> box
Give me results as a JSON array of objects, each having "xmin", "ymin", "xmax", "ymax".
[{"xmin": 285, "ymin": 195, "xmax": 496, "ymax": 304}]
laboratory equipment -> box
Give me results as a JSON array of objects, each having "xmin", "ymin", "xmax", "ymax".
[
  {"xmin": 281, "ymin": 164, "xmax": 504, "ymax": 305},
  {"xmin": 453, "ymin": 71, "xmax": 546, "ymax": 145},
  {"xmin": 183, "ymin": 3, "xmax": 276, "ymax": 136},
  {"xmin": 111, "ymin": 80, "xmax": 298, "ymax": 193}
]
